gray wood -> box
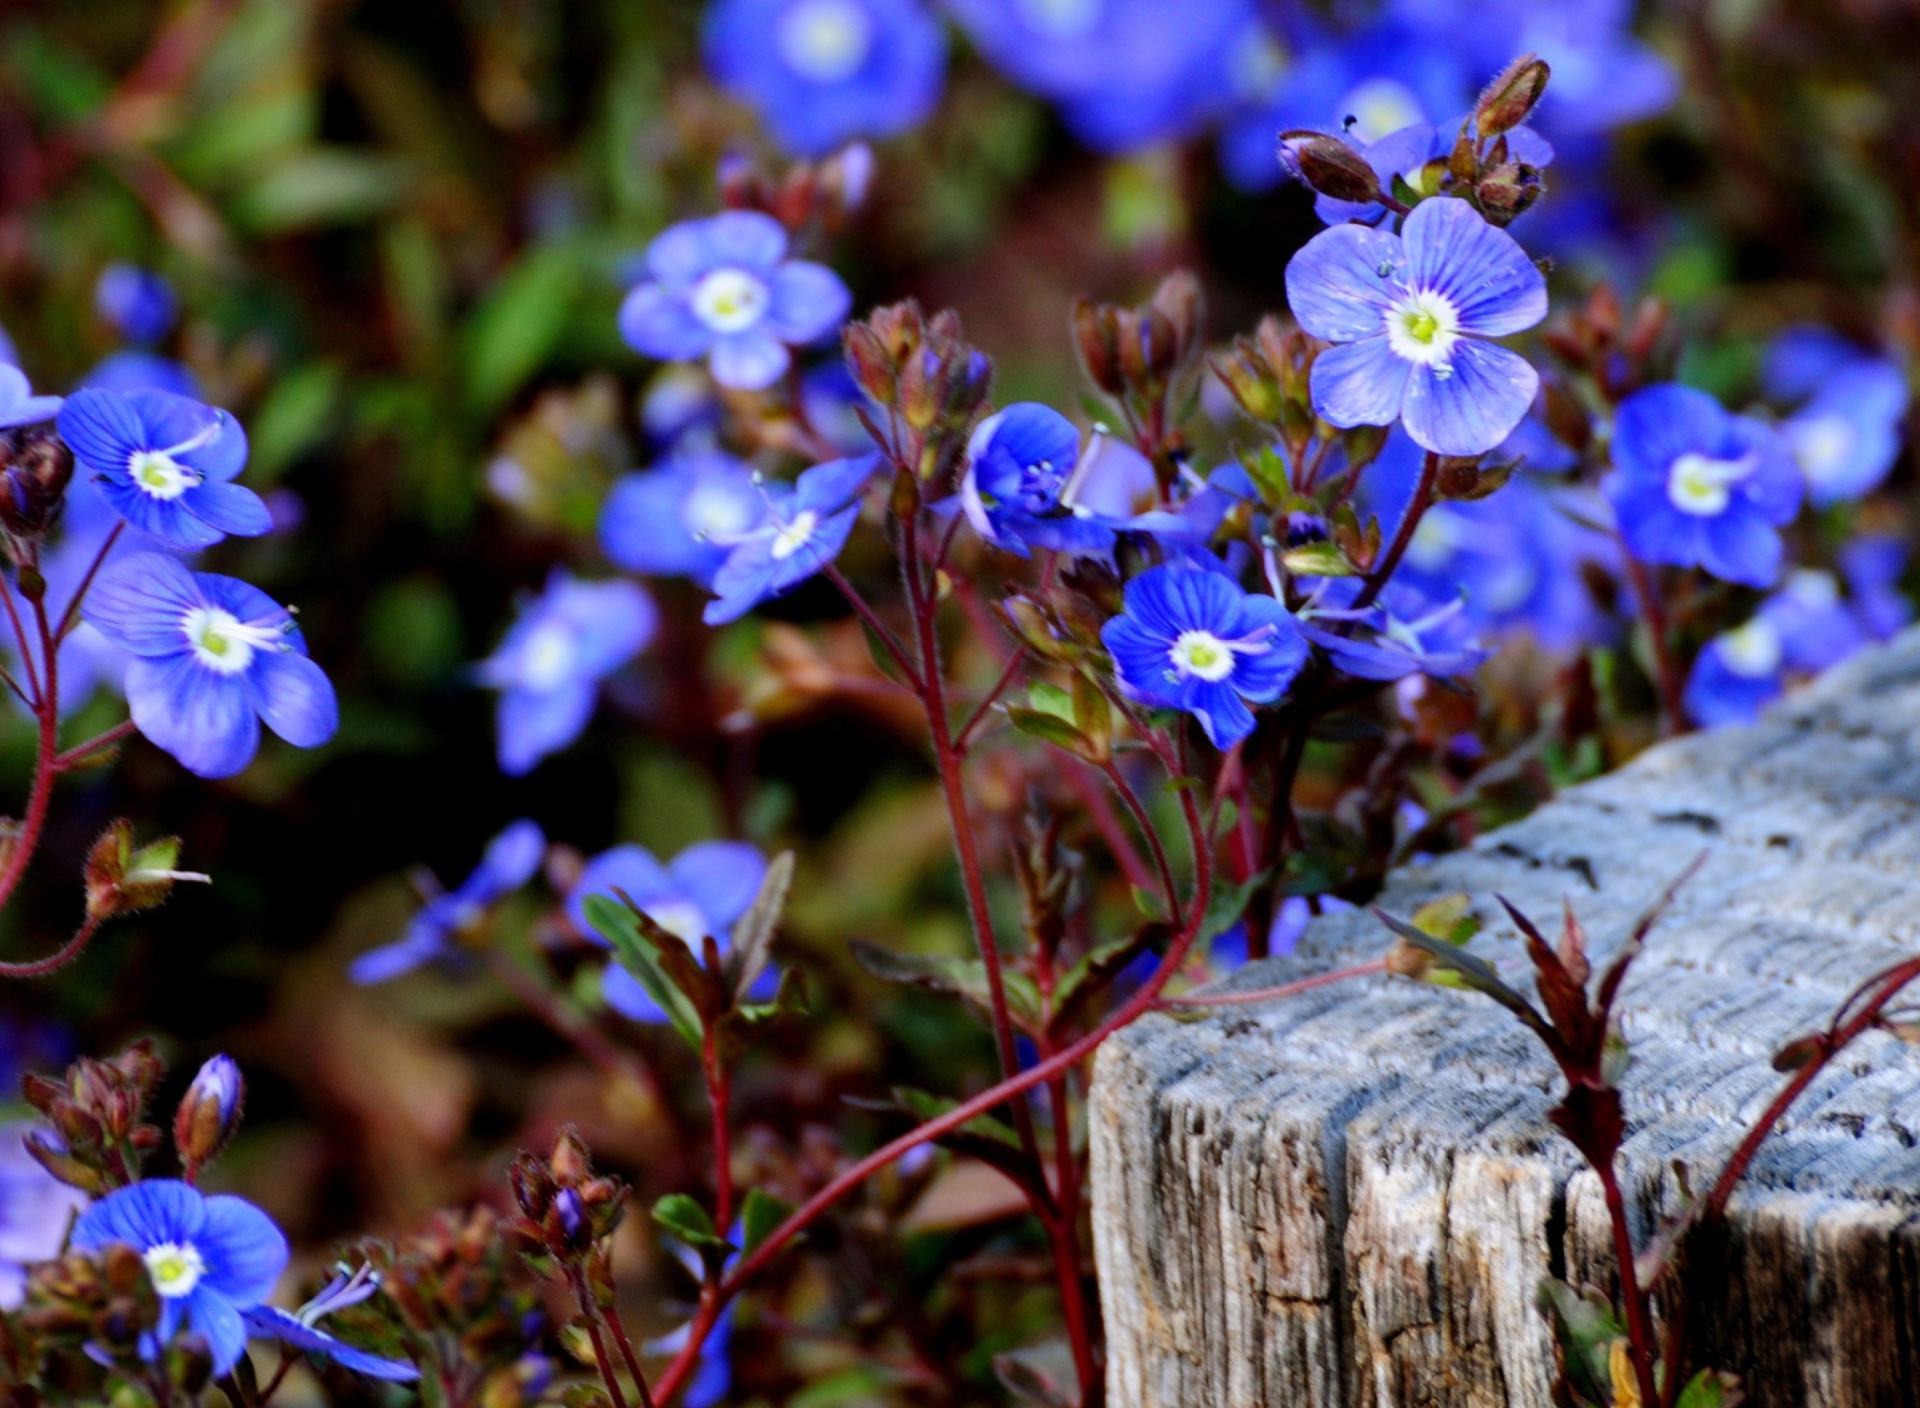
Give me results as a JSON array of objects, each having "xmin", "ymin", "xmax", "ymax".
[{"xmin": 1090, "ymin": 630, "xmax": 1920, "ymax": 1408}]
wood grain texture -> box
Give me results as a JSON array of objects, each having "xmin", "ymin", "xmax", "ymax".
[{"xmin": 1090, "ymin": 631, "xmax": 1920, "ymax": 1408}]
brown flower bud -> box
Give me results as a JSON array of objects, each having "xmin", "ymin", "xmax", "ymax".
[
  {"xmin": 1281, "ymin": 131, "xmax": 1381, "ymax": 206},
  {"xmin": 1474, "ymin": 53, "xmax": 1550, "ymax": 137},
  {"xmin": 0, "ymin": 426, "xmax": 74, "ymax": 545},
  {"xmin": 1072, "ymin": 301, "xmax": 1124, "ymax": 396}
]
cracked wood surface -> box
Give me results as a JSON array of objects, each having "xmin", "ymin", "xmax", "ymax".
[{"xmin": 1089, "ymin": 631, "xmax": 1920, "ymax": 1408}]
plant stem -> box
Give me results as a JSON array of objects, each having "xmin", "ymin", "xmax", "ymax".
[
  {"xmin": 602, "ymin": 1302, "xmax": 658, "ymax": 1408},
  {"xmin": 0, "ymin": 596, "xmax": 63, "ymax": 917},
  {"xmin": 1154, "ymin": 957, "xmax": 1389, "ymax": 1008},
  {"xmin": 53, "ymin": 719, "xmax": 138, "ymax": 772},
  {"xmin": 1351, "ymin": 450, "xmax": 1438, "ymax": 610},
  {"xmin": 1621, "ymin": 552, "xmax": 1685, "ymax": 737},
  {"xmin": 570, "ymin": 1268, "xmax": 633, "ymax": 1408},
  {"xmin": 823, "ymin": 562, "xmax": 921, "ymax": 688},
  {"xmin": 479, "ymin": 950, "xmax": 668, "ymax": 1110},
  {"xmin": 1099, "ymin": 758, "xmax": 1179, "ymax": 919},
  {"xmin": 701, "ymin": 1024, "xmax": 735, "ymax": 1232},
  {"xmin": 1598, "ymin": 1160, "xmax": 1662, "ymax": 1408},
  {"xmin": 0, "ymin": 914, "xmax": 104, "ymax": 980}
]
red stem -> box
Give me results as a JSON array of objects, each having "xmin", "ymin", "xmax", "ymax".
[
  {"xmin": 1351, "ymin": 451, "xmax": 1437, "ymax": 611},
  {"xmin": 1064, "ymin": 760, "xmax": 1156, "ymax": 894},
  {"xmin": 1040, "ymin": 1030, "xmax": 1098, "ymax": 1402},
  {"xmin": 601, "ymin": 1303, "xmax": 657, "ymax": 1408},
  {"xmin": 1155, "ymin": 957, "xmax": 1389, "ymax": 1008},
  {"xmin": 702, "ymin": 1024, "xmax": 735, "ymax": 1232},
  {"xmin": 54, "ymin": 719, "xmax": 138, "ymax": 772},
  {"xmin": 571, "ymin": 1267, "xmax": 633, "ymax": 1408},
  {"xmin": 1098, "ymin": 757, "xmax": 1179, "ymax": 918},
  {"xmin": 1598, "ymin": 1159, "xmax": 1662, "ymax": 1408},
  {"xmin": 1621, "ymin": 552, "xmax": 1686, "ymax": 738},
  {"xmin": 0, "ymin": 597, "xmax": 63, "ymax": 917},
  {"xmin": 0, "ymin": 914, "xmax": 104, "ymax": 980},
  {"xmin": 823, "ymin": 562, "xmax": 921, "ymax": 689}
]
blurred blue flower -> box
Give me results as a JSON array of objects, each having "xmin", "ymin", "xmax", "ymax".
[
  {"xmin": 1604, "ymin": 383, "xmax": 1801, "ymax": 588},
  {"xmin": 601, "ymin": 451, "xmax": 766, "ymax": 587},
  {"xmin": 802, "ymin": 362, "xmax": 879, "ymax": 454},
  {"xmin": 94, "ymin": 265, "xmax": 178, "ymax": 346},
  {"xmin": 619, "ymin": 212, "xmax": 852, "ymax": 391},
  {"xmin": 82, "ymin": 350, "xmax": 201, "ymax": 399},
  {"xmin": 351, "ymin": 820, "xmax": 546, "ymax": 984},
  {"xmin": 569, "ymin": 840, "xmax": 772, "ymax": 1022},
  {"xmin": 72, "ymin": 1180, "xmax": 288, "ymax": 1376},
  {"xmin": 641, "ymin": 366, "xmax": 723, "ymax": 451},
  {"xmin": 0, "ymin": 364, "xmax": 61, "ymax": 431},
  {"xmin": 1285, "ymin": 197, "xmax": 1547, "ymax": 456},
  {"xmin": 704, "ymin": 453, "xmax": 877, "ymax": 624},
  {"xmin": 1762, "ymin": 329, "xmax": 1909, "ymax": 506},
  {"xmin": 57, "ymin": 388, "xmax": 270, "ymax": 550},
  {"xmin": 705, "ymin": 0, "xmax": 946, "ymax": 156},
  {"xmin": 0, "ymin": 1125, "xmax": 87, "ymax": 1309},
  {"xmin": 479, "ymin": 573, "xmax": 658, "ymax": 775},
  {"xmin": 1840, "ymin": 536, "xmax": 1912, "ymax": 642},
  {"xmin": 1103, "ymin": 562, "xmax": 1308, "ymax": 747},
  {"xmin": 1300, "ymin": 577, "xmax": 1490, "ymax": 682},
  {"xmin": 83, "ymin": 552, "xmax": 337, "ymax": 779},
  {"xmin": 951, "ymin": 0, "xmax": 1253, "ymax": 152},
  {"xmin": 1684, "ymin": 569, "xmax": 1870, "ymax": 728},
  {"xmin": 958, "ymin": 403, "xmax": 1119, "ymax": 556}
]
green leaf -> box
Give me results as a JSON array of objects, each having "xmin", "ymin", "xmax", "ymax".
[
  {"xmin": 462, "ymin": 242, "xmax": 584, "ymax": 415},
  {"xmin": 247, "ymin": 363, "xmax": 342, "ymax": 483},
  {"xmin": 728, "ymin": 850, "xmax": 794, "ymax": 1002},
  {"xmin": 1071, "ymin": 670, "xmax": 1112, "ymax": 761},
  {"xmin": 651, "ymin": 1193, "xmax": 728, "ymax": 1250},
  {"xmin": 580, "ymin": 894, "xmax": 704, "ymax": 1047},
  {"xmin": 1410, "ymin": 893, "xmax": 1480, "ymax": 947},
  {"xmin": 1026, "ymin": 682, "xmax": 1075, "ymax": 721},
  {"xmin": 739, "ymin": 1187, "xmax": 794, "ymax": 1258},
  {"xmin": 1241, "ymin": 445, "xmax": 1291, "ymax": 505},
  {"xmin": 1673, "ymin": 1368, "xmax": 1741, "ymax": 1408},
  {"xmin": 849, "ymin": 942, "xmax": 1042, "ymax": 1030},
  {"xmin": 1281, "ymin": 541, "xmax": 1360, "ymax": 577},
  {"xmin": 1534, "ymin": 1279, "xmax": 1625, "ymax": 1408},
  {"xmin": 1199, "ymin": 868, "xmax": 1270, "ymax": 944},
  {"xmin": 231, "ymin": 150, "xmax": 409, "ymax": 232},
  {"xmin": 1006, "ymin": 707, "xmax": 1100, "ymax": 762}
]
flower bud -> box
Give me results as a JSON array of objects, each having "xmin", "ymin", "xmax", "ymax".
[
  {"xmin": 1072, "ymin": 301, "xmax": 1124, "ymax": 397},
  {"xmin": 1281, "ymin": 131, "xmax": 1381, "ymax": 206},
  {"xmin": 85, "ymin": 820, "xmax": 208, "ymax": 922},
  {"xmin": 1474, "ymin": 163, "xmax": 1545, "ymax": 224},
  {"xmin": 0, "ymin": 426, "xmax": 74, "ymax": 544},
  {"xmin": 1474, "ymin": 54, "xmax": 1551, "ymax": 138},
  {"xmin": 174, "ymin": 1054, "xmax": 244, "ymax": 1174}
]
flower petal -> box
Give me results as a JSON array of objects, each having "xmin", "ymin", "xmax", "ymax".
[
  {"xmin": 56, "ymin": 389, "xmax": 144, "ymax": 478},
  {"xmin": 1698, "ymin": 509, "xmax": 1783, "ymax": 589},
  {"xmin": 1610, "ymin": 384, "xmax": 1729, "ymax": 485},
  {"xmin": 1401, "ymin": 339, "xmax": 1539, "ymax": 457},
  {"xmin": 1400, "ymin": 196, "xmax": 1546, "ymax": 337},
  {"xmin": 670, "ymin": 842, "xmax": 768, "ymax": 932},
  {"xmin": 765, "ymin": 262, "xmax": 852, "ymax": 344},
  {"xmin": 126, "ymin": 654, "xmax": 260, "ymax": 778},
  {"xmin": 84, "ymin": 553, "xmax": 202, "ymax": 657},
  {"xmin": 1309, "ymin": 336, "xmax": 1412, "ymax": 430},
  {"xmin": 186, "ymin": 482, "xmax": 273, "ymax": 538},
  {"xmin": 182, "ymin": 1286, "xmax": 249, "ymax": 1376},
  {"xmin": 196, "ymin": 1194, "xmax": 289, "ymax": 1305},
  {"xmin": 1284, "ymin": 223, "xmax": 1404, "ymax": 342},
  {"xmin": 709, "ymin": 331, "xmax": 791, "ymax": 390},
  {"xmin": 569, "ymin": 844, "xmax": 676, "ymax": 935},
  {"xmin": 620, "ymin": 283, "xmax": 715, "ymax": 361},
  {"xmin": 241, "ymin": 1306, "xmax": 420, "ymax": 1381},
  {"xmin": 1186, "ymin": 678, "xmax": 1256, "ymax": 749},
  {"xmin": 465, "ymin": 820, "xmax": 547, "ymax": 905},
  {"xmin": 497, "ymin": 680, "xmax": 597, "ymax": 775},
  {"xmin": 603, "ymin": 963, "xmax": 672, "ymax": 1023},
  {"xmin": 96, "ymin": 475, "xmax": 228, "ymax": 549},
  {"xmin": 72, "ymin": 1180, "xmax": 206, "ymax": 1252},
  {"xmin": 244, "ymin": 651, "xmax": 338, "ymax": 749}
]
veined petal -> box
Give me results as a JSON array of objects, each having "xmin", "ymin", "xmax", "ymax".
[
  {"xmin": 620, "ymin": 284, "xmax": 715, "ymax": 361},
  {"xmin": 1400, "ymin": 197, "xmax": 1546, "ymax": 337},
  {"xmin": 126, "ymin": 654, "xmax": 260, "ymax": 778},
  {"xmin": 186, "ymin": 482, "xmax": 273, "ymax": 538},
  {"xmin": 1401, "ymin": 340, "xmax": 1539, "ymax": 457},
  {"xmin": 245, "ymin": 651, "xmax": 338, "ymax": 749},
  {"xmin": 175, "ymin": 408, "xmax": 249, "ymax": 484},
  {"xmin": 182, "ymin": 1287, "xmax": 248, "ymax": 1376},
  {"xmin": 196, "ymin": 1195, "xmax": 289, "ymax": 1304},
  {"xmin": 1610, "ymin": 384, "xmax": 1729, "ymax": 485},
  {"xmin": 241, "ymin": 1305, "xmax": 420, "ymax": 1381},
  {"xmin": 1310, "ymin": 337, "xmax": 1412, "ymax": 430},
  {"xmin": 97, "ymin": 475, "xmax": 228, "ymax": 549},
  {"xmin": 84, "ymin": 553, "xmax": 203, "ymax": 657},
  {"xmin": 1284, "ymin": 223, "xmax": 1404, "ymax": 342},
  {"xmin": 72, "ymin": 1179, "xmax": 205, "ymax": 1251},
  {"xmin": 56, "ymin": 389, "xmax": 144, "ymax": 478},
  {"xmin": 765, "ymin": 262, "xmax": 853, "ymax": 343},
  {"xmin": 1187, "ymin": 679, "xmax": 1256, "ymax": 749}
]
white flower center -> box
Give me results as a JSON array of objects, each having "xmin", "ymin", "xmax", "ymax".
[
  {"xmin": 1666, "ymin": 450, "xmax": 1753, "ymax": 516},
  {"xmin": 646, "ymin": 898, "xmax": 709, "ymax": 942},
  {"xmin": 128, "ymin": 449, "xmax": 198, "ymax": 501},
  {"xmin": 1384, "ymin": 289, "xmax": 1462, "ymax": 368},
  {"xmin": 1169, "ymin": 630, "xmax": 1237, "ymax": 683},
  {"xmin": 778, "ymin": 0, "xmax": 874, "ymax": 82},
  {"xmin": 1784, "ymin": 414, "xmax": 1856, "ymax": 490},
  {"xmin": 691, "ymin": 269, "xmax": 771, "ymax": 335},
  {"xmin": 184, "ymin": 607, "xmax": 285, "ymax": 676},
  {"xmin": 1016, "ymin": 0, "xmax": 1101, "ymax": 38},
  {"xmin": 771, "ymin": 509, "xmax": 818, "ymax": 561},
  {"xmin": 519, "ymin": 621, "xmax": 577, "ymax": 692},
  {"xmin": 144, "ymin": 1241, "xmax": 206, "ymax": 1298},
  {"xmin": 1340, "ymin": 78, "xmax": 1425, "ymax": 143},
  {"xmin": 1718, "ymin": 618, "xmax": 1783, "ymax": 678}
]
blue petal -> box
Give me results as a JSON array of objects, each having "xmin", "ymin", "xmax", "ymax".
[
  {"xmin": 709, "ymin": 331, "xmax": 791, "ymax": 390},
  {"xmin": 1310, "ymin": 337, "xmax": 1412, "ymax": 430},
  {"xmin": 464, "ymin": 820, "xmax": 547, "ymax": 905},
  {"xmin": 72, "ymin": 1179, "xmax": 205, "ymax": 1252},
  {"xmin": 497, "ymin": 680, "xmax": 598, "ymax": 776},
  {"xmin": 1187, "ymin": 678, "xmax": 1256, "ymax": 749},
  {"xmin": 1698, "ymin": 509, "xmax": 1783, "ymax": 589},
  {"xmin": 182, "ymin": 1286, "xmax": 248, "ymax": 1376},
  {"xmin": 196, "ymin": 574, "xmax": 312, "ymax": 656},
  {"xmin": 670, "ymin": 842, "xmax": 768, "ymax": 933},
  {"xmin": 245, "ymin": 652, "xmax": 338, "ymax": 750},
  {"xmin": 126, "ymin": 654, "xmax": 260, "ymax": 778},
  {"xmin": 83, "ymin": 553, "xmax": 202, "ymax": 657},
  {"xmin": 1102, "ymin": 614, "xmax": 1180, "ymax": 708},
  {"xmin": 1610, "ymin": 384, "xmax": 1728, "ymax": 486},
  {"xmin": 1284, "ymin": 223, "xmax": 1403, "ymax": 343},
  {"xmin": 766, "ymin": 262, "xmax": 852, "ymax": 344},
  {"xmin": 603, "ymin": 962, "xmax": 672, "ymax": 1023},
  {"xmin": 241, "ymin": 1306, "xmax": 420, "ymax": 1381},
  {"xmin": 347, "ymin": 932, "xmax": 442, "ymax": 985},
  {"xmin": 703, "ymin": 546, "xmax": 782, "ymax": 626},
  {"xmin": 697, "ymin": 211, "xmax": 789, "ymax": 276},
  {"xmin": 563, "ymin": 579, "xmax": 659, "ymax": 680},
  {"xmin": 172, "ymin": 407, "xmax": 249, "ymax": 484},
  {"xmin": 620, "ymin": 283, "xmax": 715, "ymax": 361},
  {"xmin": 568, "ymin": 844, "xmax": 676, "ymax": 934},
  {"xmin": 794, "ymin": 453, "xmax": 879, "ymax": 513},
  {"xmin": 1400, "ymin": 197, "xmax": 1546, "ymax": 337},
  {"xmin": 56, "ymin": 389, "xmax": 143, "ymax": 478},
  {"xmin": 185, "ymin": 482, "xmax": 272, "ymax": 538},
  {"xmin": 1401, "ymin": 340, "xmax": 1539, "ymax": 457},
  {"xmin": 196, "ymin": 1195, "xmax": 288, "ymax": 1305},
  {"xmin": 95, "ymin": 475, "xmax": 227, "ymax": 550}
]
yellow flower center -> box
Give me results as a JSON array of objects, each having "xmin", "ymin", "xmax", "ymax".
[{"xmin": 144, "ymin": 1241, "xmax": 206, "ymax": 1298}]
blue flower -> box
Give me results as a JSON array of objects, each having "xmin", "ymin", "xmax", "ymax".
[
  {"xmin": 958, "ymin": 403, "xmax": 1122, "ymax": 557},
  {"xmin": 1762, "ymin": 330, "xmax": 1909, "ymax": 507},
  {"xmin": 601, "ymin": 451, "xmax": 766, "ymax": 587},
  {"xmin": 1299, "ymin": 577, "xmax": 1491, "ymax": 682},
  {"xmin": 1604, "ymin": 383, "xmax": 1802, "ymax": 588},
  {"xmin": 351, "ymin": 820, "xmax": 546, "ymax": 984},
  {"xmin": 95, "ymin": 265, "xmax": 179, "ymax": 346},
  {"xmin": 1285, "ymin": 196, "xmax": 1547, "ymax": 456},
  {"xmin": 1683, "ymin": 570, "xmax": 1867, "ymax": 729},
  {"xmin": 1841, "ymin": 536, "xmax": 1912, "ymax": 642},
  {"xmin": 82, "ymin": 350, "xmax": 201, "ymax": 399},
  {"xmin": 619, "ymin": 212, "xmax": 852, "ymax": 392},
  {"xmin": 478, "ymin": 574, "xmax": 657, "ymax": 775},
  {"xmin": 705, "ymin": 0, "xmax": 946, "ymax": 157},
  {"xmin": 950, "ymin": 0, "xmax": 1253, "ymax": 152},
  {"xmin": 641, "ymin": 366, "xmax": 723, "ymax": 451},
  {"xmin": 568, "ymin": 840, "xmax": 771, "ymax": 1023},
  {"xmin": 240, "ymin": 1263, "xmax": 417, "ymax": 1382},
  {"xmin": 57, "ymin": 388, "xmax": 270, "ymax": 550},
  {"xmin": 71, "ymin": 1180, "xmax": 288, "ymax": 1376},
  {"xmin": 82, "ymin": 553, "xmax": 338, "ymax": 779},
  {"xmin": 1299, "ymin": 117, "xmax": 1553, "ymax": 227},
  {"xmin": 0, "ymin": 364, "xmax": 61, "ymax": 431},
  {"xmin": 703, "ymin": 454, "xmax": 877, "ymax": 624},
  {"xmin": 1102, "ymin": 563, "xmax": 1308, "ymax": 748},
  {"xmin": 0, "ymin": 1125, "xmax": 87, "ymax": 1310},
  {"xmin": 802, "ymin": 362, "xmax": 879, "ymax": 454}
]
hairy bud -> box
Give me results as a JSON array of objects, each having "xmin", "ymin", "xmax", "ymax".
[
  {"xmin": 0, "ymin": 426, "xmax": 74, "ymax": 547},
  {"xmin": 173, "ymin": 1054, "xmax": 244, "ymax": 1176},
  {"xmin": 506, "ymin": 1128, "xmax": 626, "ymax": 1268},
  {"xmin": 85, "ymin": 819, "xmax": 208, "ymax": 922},
  {"xmin": 1281, "ymin": 131, "xmax": 1381, "ymax": 205},
  {"xmin": 1475, "ymin": 54, "xmax": 1551, "ymax": 138}
]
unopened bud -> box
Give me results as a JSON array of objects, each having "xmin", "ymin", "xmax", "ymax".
[
  {"xmin": 1072, "ymin": 301, "xmax": 1124, "ymax": 396},
  {"xmin": 85, "ymin": 821, "xmax": 208, "ymax": 921},
  {"xmin": 1475, "ymin": 54, "xmax": 1551, "ymax": 138},
  {"xmin": 1475, "ymin": 163, "xmax": 1545, "ymax": 223},
  {"xmin": 1282, "ymin": 131, "xmax": 1381, "ymax": 206},
  {"xmin": 0, "ymin": 427, "xmax": 74, "ymax": 545},
  {"xmin": 173, "ymin": 1054, "xmax": 244, "ymax": 1174}
]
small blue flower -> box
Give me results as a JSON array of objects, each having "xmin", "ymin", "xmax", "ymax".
[
  {"xmin": 478, "ymin": 574, "xmax": 658, "ymax": 775},
  {"xmin": 619, "ymin": 212, "xmax": 852, "ymax": 392},
  {"xmin": 959, "ymin": 403, "xmax": 1122, "ymax": 557},
  {"xmin": 1285, "ymin": 196, "xmax": 1548, "ymax": 456},
  {"xmin": 705, "ymin": 0, "xmax": 946, "ymax": 157},
  {"xmin": 71, "ymin": 1180, "xmax": 289, "ymax": 1376},
  {"xmin": 703, "ymin": 454, "xmax": 877, "ymax": 624},
  {"xmin": 601, "ymin": 451, "xmax": 766, "ymax": 588},
  {"xmin": 1684, "ymin": 567, "xmax": 1889, "ymax": 729},
  {"xmin": 1841, "ymin": 536, "xmax": 1912, "ymax": 642},
  {"xmin": 1604, "ymin": 383, "xmax": 1802, "ymax": 588},
  {"xmin": 0, "ymin": 1125, "xmax": 87, "ymax": 1310},
  {"xmin": 1102, "ymin": 563, "xmax": 1308, "ymax": 748},
  {"xmin": 1299, "ymin": 578, "xmax": 1491, "ymax": 682},
  {"xmin": 57, "ymin": 388, "xmax": 270, "ymax": 550},
  {"xmin": 351, "ymin": 820, "xmax": 546, "ymax": 984},
  {"xmin": 802, "ymin": 362, "xmax": 879, "ymax": 454},
  {"xmin": 641, "ymin": 366, "xmax": 723, "ymax": 451},
  {"xmin": 82, "ymin": 350, "xmax": 201, "ymax": 399},
  {"xmin": 95, "ymin": 265, "xmax": 179, "ymax": 346},
  {"xmin": 568, "ymin": 840, "xmax": 771, "ymax": 1023},
  {"xmin": 0, "ymin": 364, "xmax": 61, "ymax": 430},
  {"xmin": 83, "ymin": 553, "xmax": 338, "ymax": 779},
  {"xmin": 241, "ymin": 1262, "xmax": 417, "ymax": 1382},
  {"xmin": 1762, "ymin": 330, "xmax": 1909, "ymax": 507}
]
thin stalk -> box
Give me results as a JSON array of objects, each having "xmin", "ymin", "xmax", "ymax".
[
  {"xmin": 54, "ymin": 719, "xmax": 138, "ymax": 772},
  {"xmin": 1098, "ymin": 758, "xmax": 1179, "ymax": 919},
  {"xmin": 55, "ymin": 522, "xmax": 124, "ymax": 643},
  {"xmin": 1351, "ymin": 451, "xmax": 1438, "ymax": 610},
  {"xmin": 0, "ymin": 914, "xmax": 104, "ymax": 980},
  {"xmin": 1621, "ymin": 552, "xmax": 1685, "ymax": 737},
  {"xmin": 601, "ymin": 1302, "xmax": 658, "ymax": 1408},
  {"xmin": 570, "ymin": 1267, "xmax": 633, "ymax": 1408},
  {"xmin": 1155, "ymin": 957, "xmax": 1389, "ymax": 1008},
  {"xmin": 701, "ymin": 1025, "xmax": 735, "ymax": 1232},
  {"xmin": 823, "ymin": 562, "xmax": 921, "ymax": 688},
  {"xmin": 0, "ymin": 597, "xmax": 63, "ymax": 915},
  {"xmin": 1599, "ymin": 1161, "xmax": 1661, "ymax": 1408},
  {"xmin": 953, "ymin": 649, "xmax": 1025, "ymax": 750},
  {"xmin": 479, "ymin": 950, "xmax": 668, "ymax": 1110},
  {"xmin": 1064, "ymin": 760, "xmax": 1156, "ymax": 893},
  {"xmin": 1036, "ymin": 1024, "xmax": 1097, "ymax": 1403}
]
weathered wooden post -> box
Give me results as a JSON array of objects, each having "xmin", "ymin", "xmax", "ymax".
[{"xmin": 1090, "ymin": 632, "xmax": 1920, "ymax": 1408}]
